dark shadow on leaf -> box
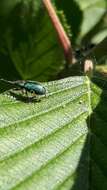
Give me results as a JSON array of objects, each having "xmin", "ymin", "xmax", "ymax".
[
  {"xmin": 89, "ymin": 77, "xmax": 107, "ymax": 189},
  {"xmin": 9, "ymin": 91, "xmax": 40, "ymax": 103},
  {"xmin": 0, "ymin": 80, "xmax": 41, "ymax": 103},
  {"xmin": 70, "ymin": 77, "xmax": 107, "ymax": 190},
  {"xmin": 70, "ymin": 135, "xmax": 90, "ymax": 190}
]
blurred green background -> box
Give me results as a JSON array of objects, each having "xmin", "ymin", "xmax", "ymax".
[{"xmin": 0, "ymin": 0, "xmax": 107, "ymax": 81}]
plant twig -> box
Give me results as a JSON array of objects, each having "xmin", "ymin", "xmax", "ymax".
[{"xmin": 43, "ymin": 0, "xmax": 74, "ymax": 66}]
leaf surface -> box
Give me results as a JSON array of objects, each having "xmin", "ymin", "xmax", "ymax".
[
  {"xmin": 0, "ymin": 0, "xmax": 64, "ymax": 80},
  {"xmin": 0, "ymin": 76, "xmax": 90, "ymax": 190}
]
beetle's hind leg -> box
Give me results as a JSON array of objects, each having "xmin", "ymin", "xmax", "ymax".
[
  {"xmin": 30, "ymin": 90, "xmax": 37, "ymax": 98},
  {"xmin": 21, "ymin": 88, "xmax": 27, "ymax": 96},
  {"xmin": 30, "ymin": 90, "xmax": 40, "ymax": 102}
]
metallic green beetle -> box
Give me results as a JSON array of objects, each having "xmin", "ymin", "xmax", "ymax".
[{"xmin": 0, "ymin": 79, "xmax": 46, "ymax": 96}]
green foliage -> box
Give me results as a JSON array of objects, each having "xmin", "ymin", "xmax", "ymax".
[
  {"xmin": 0, "ymin": 75, "xmax": 106, "ymax": 190},
  {"xmin": 0, "ymin": 0, "xmax": 64, "ymax": 80},
  {"xmin": 0, "ymin": 76, "xmax": 90, "ymax": 190},
  {"xmin": 0, "ymin": 0, "xmax": 107, "ymax": 189},
  {"xmin": 91, "ymin": 79, "xmax": 107, "ymax": 190},
  {"xmin": 0, "ymin": 0, "xmax": 107, "ymax": 80},
  {"xmin": 55, "ymin": 0, "xmax": 107, "ymax": 45}
]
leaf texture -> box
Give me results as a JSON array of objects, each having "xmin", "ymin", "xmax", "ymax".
[{"xmin": 0, "ymin": 76, "xmax": 90, "ymax": 190}]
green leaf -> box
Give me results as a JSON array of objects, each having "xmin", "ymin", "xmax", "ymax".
[
  {"xmin": 55, "ymin": 0, "xmax": 83, "ymax": 44},
  {"xmin": 0, "ymin": 76, "xmax": 90, "ymax": 190},
  {"xmin": 0, "ymin": 0, "xmax": 64, "ymax": 81},
  {"xmin": 55, "ymin": 0, "xmax": 107, "ymax": 45},
  {"xmin": 77, "ymin": 0, "xmax": 107, "ymax": 44},
  {"xmin": 0, "ymin": 76, "xmax": 107, "ymax": 190},
  {"xmin": 90, "ymin": 78, "xmax": 107, "ymax": 190}
]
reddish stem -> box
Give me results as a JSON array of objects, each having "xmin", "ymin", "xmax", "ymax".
[{"xmin": 43, "ymin": 0, "xmax": 74, "ymax": 65}]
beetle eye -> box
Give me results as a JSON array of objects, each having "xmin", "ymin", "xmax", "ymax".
[{"xmin": 30, "ymin": 90, "xmax": 34, "ymax": 94}]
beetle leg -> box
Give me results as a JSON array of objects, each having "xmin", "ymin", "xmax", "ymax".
[
  {"xmin": 33, "ymin": 92, "xmax": 36, "ymax": 97},
  {"xmin": 32, "ymin": 91, "xmax": 37, "ymax": 98},
  {"xmin": 25, "ymin": 90, "xmax": 28, "ymax": 97},
  {"xmin": 21, "ymin": 88, "xmax": 26, "ymax": 95}
]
